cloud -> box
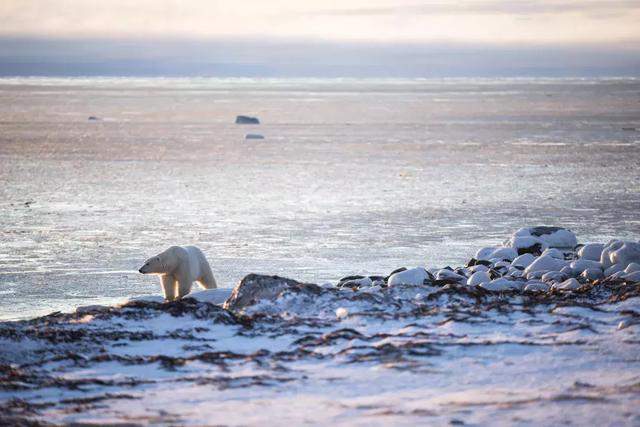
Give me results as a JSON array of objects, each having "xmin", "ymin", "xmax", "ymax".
[{"xmin": 316, "ymin": 0, "xmax": 640, "ymax": 17}]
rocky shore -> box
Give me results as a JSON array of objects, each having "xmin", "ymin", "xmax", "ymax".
[{"xmin": 1, "ymin": 227, "xmax": 639, "ymax": 426}]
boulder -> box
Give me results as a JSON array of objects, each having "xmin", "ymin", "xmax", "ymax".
[
  {"xmin": 505, "ymin": 235, "xmax": 547, "ymax": 255},
  {"xmin": 552, "ymin": 278, "xmax": 581, "ymax": 291},
  {"xmin": 541, "ymin": 271, "xmax": 568, "ymax": 283},
  {"xmin": 541, "ymin": 248, "xmax": 565, "ymax": 259},
  {"xmin": 235, "ymin": 115, "xmax": 260, "ymax": 124},
  {"xmin": 580, "ymin": 268, "xmax": 604, "ymax": 281},
  {"xmin": 435, "ymin": 269, "xmax": 466, "ymax": 283},
  {"xmin": 600, "ymin": 240, "xmax": 624, "ymax": 269},
  {"xmin": 578, "ymin": 243, "xmax": 604, "ymax": 261},
  {"xmin": 625, "ymin": 263, "xmax": 640, "ymax": 274},
  {"xmin": 524, "ymin": 281, "xmax": 550, "ymax": 292},
  {"xmin": 569, "ymin": 259, "xmax": 602, "ymax": 274},
  {"xmin": 480, "ymin": 278, "xmax": 523, "ymax": 292},
  {"xmin": 387, "ymin": 267, "xmax": 430, "ymax": 286},
  {"xmin": 245, "ymin": 133, "xmax": 265, "ymax": 140},
  {"xmin": 609, "ymin": 242, "xmax": 640, "ymax": 269},
  {"xmin": 524, "ymin": 255, "xmax": 566, "ymax": 275},
  {"xmin": 604, "ymin": 263, "xmax": 624, "ymax": 277},
  {"xmin": 623, "ymin": 271, "xmax": 640, "ymax": 282},
  {"xmin": 224, "ymin": 274, "xmax": 321, "ymax": 311},
  {"xmin": 511, "ymin": 253, "xmax": 536, "ymax": 269},
  {"xmin": 467, "ymin": 271, "xmax": 491, "ymax": 286},
  {"xmin": 475, "ymin": 247, "xmax": 518, "ymax": 262},
  {"xmin": 510, "ymin": 227, "xmax": 577, "ymax": 249}
]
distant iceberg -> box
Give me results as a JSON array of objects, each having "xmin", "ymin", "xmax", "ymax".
[{"xmin": 235, "ymin": 115, "xmax": 260, "ymax": 124}]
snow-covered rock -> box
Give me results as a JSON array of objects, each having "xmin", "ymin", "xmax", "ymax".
[
  {"xmin": 468, "ymin": 264, "xmax": 490, "ymax": 273},
  {"xmin": 526, "ymin": 270, "xmax": 546, "ymax": 280},
  {"xmin": 122, "ymin": 295, "xmax": 165, "ymax": 305},
  {"xmin": 467, "ymin": 271, "xmax": 491, "ymax": 286},
  {"xmin": 524, "ymin": 255, "xmax": 566, "ymax": 275},
  {"xmin": 506, "ymin": 267, "xmax": 524, "ymax": 278},
  {"xmin": 569, "ymin": 259, "xmax": 602, "ymax": 274},
  {"xmin": 187, "ymin": 288, "xmax": 234, "ymax": 305},
  {"xmin": 494, "ymin": 260, "xmax": 512, "ymax": 269},
  {"xmin": 604, "ymin": 264, "xmax": 624, "ymax": 277},
  {"xmin": 475, "ymin": 247, "xmax": 518, "ymax": 262},
  {"xmin": 580, "ymin": 268, "xmax": 604, "ymax": 281},
  {"xmin": 504, "ymin": 235, "xmax": 548, "ymax": 255},
  {"xmin": 625, "ymin": 263, "xmax": 640, "ymax": 274},
  {"xmin": 480, "ymin": 278, "xmax": 523, "ymax": 292},
  {"xmin": 524, "ymin": 281, "xmax": 550, "ymax": 292},
  {"xmin": 541, "ymin": 271, "xmax": 568, "ymax": 283},
  {"xmin": 541, "ymin": 248, "xmax": 565, "ymax": 259},
  {"xmin": 435, "ymin": 269, "xmax": 466, "ymax": 282},
  {"xmin": 552, "ymin": 278, "xmax": 582, "ymax": 291},
  {"xmin": 511, "ymin": 226, "xmax": 577, "ymax": 249},
  {"xmin": 560, "ymin": 265, "xmax": 575, "ymax": 276},
  {"xmin": 387, "ymin": 267, "xmax": 430, "ymax": 286},
  {"xmin": 511, "ymin": 253, "xmax": 536, "ymax": 269},
  {"xmin": 623, "ymin": 271, "xmax": 640, "ymax": 282},
  {"xmin": 578, "ymin": 243, "xmax": 604, "ymax": 261},
  {"xmin": 600, "ymin": 240, "xmax": 624, "ymax": 269},
  {"xmin": 609, "ymin": 242, "xmax": 640, "ymax": 270}
]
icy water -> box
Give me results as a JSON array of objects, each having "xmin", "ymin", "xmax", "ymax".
[
  {"xmin": 1, "ymin": 78, "xmax": 640, "ymax": 426},
  {"xmin": 0, "ymin": 77, "xmax": 639, "ymax": 320}
]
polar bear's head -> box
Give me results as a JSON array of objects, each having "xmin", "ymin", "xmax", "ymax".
[{"xmin": 138, "ymin": 247, "xmax": 179, "ymax": 275}]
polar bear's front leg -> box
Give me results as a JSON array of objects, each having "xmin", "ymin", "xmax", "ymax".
[{"xmin": 161, "ymin": 274, "xmax": 177, "ymax": 301}]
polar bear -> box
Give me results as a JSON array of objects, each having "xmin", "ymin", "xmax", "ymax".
[{"xmin": 138, "ymin": 246, "xmax": 217, "ymax": 301}]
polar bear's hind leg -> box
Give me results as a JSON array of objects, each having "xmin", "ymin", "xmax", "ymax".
[{"xmin": 198, "ymin": 265, "xmax": 217, "ymax": 289}]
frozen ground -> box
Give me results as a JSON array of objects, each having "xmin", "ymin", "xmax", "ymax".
[
  {"xmin": 1, "ymin": 265, "xmax": 640, "ymax": 426},
  {"xmin": 0, "ymin": 77, "xmax": 639, "ymax": 320}
]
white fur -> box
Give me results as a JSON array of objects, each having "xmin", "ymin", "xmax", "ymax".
[{"xmin": 139, "ymin": 246, "xmax": 217, "ymax": 301}]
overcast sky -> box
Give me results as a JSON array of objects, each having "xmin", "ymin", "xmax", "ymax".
[{"xmin": 1, "ymin": 0, "xmax": 639, "ymax": 77}]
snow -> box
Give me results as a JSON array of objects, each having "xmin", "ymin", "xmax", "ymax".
[
  {"xmin": 511, "ymin": 253, "xmax": 536, "ymax": 269},
  {"xmin": 387, "ymin": 267, "xmax": 429, "ymax": 286},
  {"xmin": 186, "ymin": 288, "xmax": 233, "ymax": 304},
  {"xmin": 578, "ymin": 243, "xmax": 604, "ymax": 261},
  {"xmin": 2, "ymin": 228, "xmax": 640, "ymax": 425},
  {"xmin": 524, "ymin": 255, "xmax": 566, "ymax": 275},
  {"xmin": 467, "ymin": 271, "xmax": 491, "ymax": 286}
]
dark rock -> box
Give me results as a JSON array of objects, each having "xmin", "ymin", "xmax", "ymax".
[
  {"xmin": 235, "ymin": 115, "xmax": 260, "ymax": 124},
  {"xmin": 224, "ymin": 274, "xmax": 321, "ymax": 311},
  {"xmin": 517, "ymin": 242, "xmax": 544, "ymax": 256},
  {"xmin": 87, "ymin": 116, "xmax": 101, "ymax": 121},
  {"xmin": 385, "ymin": 267, "xmax": 407, "ymax": 282},
  {"xmin": 245, "ymin": 133, "xmax": 265, "ymax": 140},
  {"xmin": 488, "ymin": 269, "xmax": 501, "ymax": 279},
  {"xmin": 529, "ymin": 226, "xmax": 564, "ymax": 237},
  {"xmin": 339, "ymin": 275, "xmax": 365, "ymax": 283}
]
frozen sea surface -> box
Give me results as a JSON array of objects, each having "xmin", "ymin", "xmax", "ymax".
[
  {"xmin": 0, "ymin": 77, "xmax": 639, "ymax": 319},
  {"xmin": 1, "ymin": 77, "xmax": 640, "ymax": 425}
]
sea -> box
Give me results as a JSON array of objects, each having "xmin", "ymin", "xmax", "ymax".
[
  {"xmin": 1, "ymin": 77, "xmax": 640, "ymax": 425},
  {"xmin": 0, "ymin": 77, "xmax": 639, "ymax": 320}
]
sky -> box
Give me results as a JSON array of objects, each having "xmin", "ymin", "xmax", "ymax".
[{"xmin": 1, "ymin": 0, "xmax": 639, "ymax": 77}]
